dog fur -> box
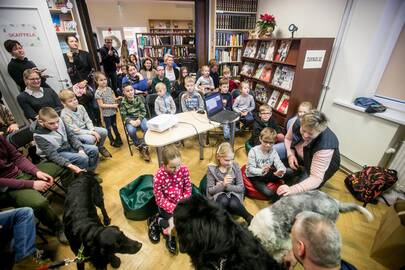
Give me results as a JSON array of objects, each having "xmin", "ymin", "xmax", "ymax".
[
  {"xmin": 248, "ymin": 190, "xmax": 373, "ymax": 262},
  {"xmin": 63, "ymin": 172, "xmax": 142, "ymax": 270},
  {"xmin": 174, "ymin": 195, "xmax": 283, "ymax": 270}
]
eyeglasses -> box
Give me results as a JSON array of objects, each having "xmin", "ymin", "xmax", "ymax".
[
  {"xmin": 262, "ymin": 140, "xmax": 275, "ymax": 145},
  {"xmin": 28, "ymin": 78, "xmax": 41, "ymax": 81},
  {"xmin": 260, "ymin": 112, "xmax": 272, "ymax": 115}
]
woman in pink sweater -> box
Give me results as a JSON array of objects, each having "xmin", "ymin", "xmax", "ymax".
[
  {"xmin": 277, "ymin": 110, "xmax": 340, "ymax": 196},
  {"xmin": 149, "ymin": 145, "xmax": 192, "ymax": 255}
]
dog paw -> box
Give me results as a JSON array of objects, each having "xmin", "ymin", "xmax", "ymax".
[{"xmin": 110, "ymin": 256, "xmax": 121, "ymax": 268}]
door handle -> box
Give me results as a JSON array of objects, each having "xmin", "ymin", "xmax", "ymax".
[{"xmin": 58, "ymin": 79, "xmax": 69, "ymax": 82}]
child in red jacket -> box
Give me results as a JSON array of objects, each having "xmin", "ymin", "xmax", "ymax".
[{"xmin": 149, "ymin": 145, "xmax": 192, "ymax": 254}]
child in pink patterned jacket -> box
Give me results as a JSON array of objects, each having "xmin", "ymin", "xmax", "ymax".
[{"xmin": 149, "ymin": 144, "xmax": 192, "ymax": 254}]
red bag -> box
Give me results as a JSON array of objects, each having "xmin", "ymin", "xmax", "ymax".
[{"xmin": 344, "ymin": 166, "xmax": 397, "ymax": 206}]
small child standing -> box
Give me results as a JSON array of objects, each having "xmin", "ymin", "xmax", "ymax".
[
  {"xmin": 59, "ymin": 89, "xmax": 112, "ymax": 158},
  {"xmin": 94, "ymin": 71, "xmax": 123, "ymax": 148},
  {"xmin": 232, "ymin": 81, "xmax": 255, "ymax": 129},
  {"xmin": 249, "ymin": 104, "xmax": 284, "ymax": 147},
  {"xmin": 246, "ymin": 128, "xmax": 286, "ymax": 201},
  {"xmin": 149, "ymin": 145, "xmax": 192, "ymax": 254},
  {"xmin": 195, "ymin": 65, "xmax": 215, "ymax": 96},
  {"xmin": 207, "ymin": 142, "xmax": 253, "ymax": 224},
  {"xmin": 32, "ymin": 107, "xmax": 99, "ymax": 173},
  {"xmin": 120, "ymin": 83, "xmax": 151, "ymax": 161},
  {"xmin": 180, "ymin": 76, "xmax": 204, "ymax": 112},
  {"xmin": 154, "ymin": 82, "xmax": 176, "ymax": 115},
  {"xmin": 151, "ymin": 65, "xmax": 171, "ymax": 94},
  {"xmin": 219, "ymin": 78, "xmax": 233, "ymax": 140}
]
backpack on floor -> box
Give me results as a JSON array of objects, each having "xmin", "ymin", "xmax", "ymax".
[{"xmin": 344, "ymin": 166, "xmax": 398, "ymax": 206}]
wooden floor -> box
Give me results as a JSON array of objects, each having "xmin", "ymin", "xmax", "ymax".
[{"xmin": 44, "ymin": 124, "xmax": 389, "ymax": 270}]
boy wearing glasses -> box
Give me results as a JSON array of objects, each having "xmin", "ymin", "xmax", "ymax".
[
  {"xmin": 246, "ymin": 128, "xmax": 286, "ymax": 201},
  {"xmin": 249, "ymin": 104, "xmax": 284, "ymax": 146}
]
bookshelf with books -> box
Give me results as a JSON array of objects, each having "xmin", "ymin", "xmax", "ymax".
[
  {"xmin": 136, "ymin": 33, "xmax": 196, "ymax": 61},
  {"xmin": 213, "ymin": 0, "xmax": 258, "ymax": 78},
  {"xmin": 149, "ymin": 19, "xmax": 194, "ymax": 34},
  {"xmin": 239, "ymin": 37, "xmax": 334, "ymax": 127}
]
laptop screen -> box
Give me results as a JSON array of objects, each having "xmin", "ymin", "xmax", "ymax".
[{"xmin": 205, "ymin": 92, "xmax": 223, "ymax": 117}]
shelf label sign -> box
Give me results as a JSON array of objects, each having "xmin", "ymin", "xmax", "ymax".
[
  {"xmin": 0, "ymin": 24, "xmax": 41, "ymax": 47},
  {"xmin": 303, "ymin": 50, "xmax": 326, "ymax": 69}
]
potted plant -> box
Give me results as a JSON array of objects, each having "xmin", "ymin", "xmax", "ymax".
[{"xmin": 256, "ymin": 13, "xmax": 276, "ymax": 38}]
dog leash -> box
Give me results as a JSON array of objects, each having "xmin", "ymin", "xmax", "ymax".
[{"xmin": 34, "ymin": 244, "xmax": 90, "ymax": 270}]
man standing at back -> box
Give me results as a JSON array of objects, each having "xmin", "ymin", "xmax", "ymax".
[{"xmin": 100, "ymin": 36, "xmax": 120, "ymax": 95}]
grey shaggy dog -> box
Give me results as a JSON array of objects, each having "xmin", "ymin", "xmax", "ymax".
[{"xmin": 248, "ymin": 190, "xmax": 373, "ymax": 262}]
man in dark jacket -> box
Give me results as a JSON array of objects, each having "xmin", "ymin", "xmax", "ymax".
[
  {"xmin": 100, "ymin": 36, "xmax": 120, "ymax": 94},
  {"xmin": 4, "ymin": 40, "xmax": 49, "ymax": 91}
]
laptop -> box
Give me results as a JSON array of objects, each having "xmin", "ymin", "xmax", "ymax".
[{"xmin": 204, "ymin": 92, "xmax": 239, "ymax": 123}]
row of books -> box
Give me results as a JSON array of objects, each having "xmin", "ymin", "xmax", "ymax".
[
  {"xmin": 215, "ymin": 48, "xmax": 242, "ymax": 63},
  {"xmin": 253, "ymin": 85, "xmax": 290, "ymax": 114},
  {"xmin": 219, "ymin": 64, "xmax": 240, "ymax": 77},
  {"xmin": 216, "ymin": 14, "xmax": 256, "ymax": 29},
  {"xmin": 137, "ymin": 36, "xmax": 169, "ymax": 46},
  {"xmin": 51, "ymin": 14, "xmax": 76, "ymax": 32},
  {"xmin": 216, "ymin": 32, "xmax": 246, "ymax": 46},
  {"xmin": 216, "ymin": 0, "xmax": 258, "ymax": 12},
  {"xmin": 138, "ymin": 47, "xmax": 172, "ymax": 59},
  {"xmin": 241, "ymin": 62, "xmax": 295, "ymax": 91},
  {"xmin": 243, "ymin": 40, "xmax": 292, "ymax": 62},
  {"xmin": 172, "ymin": 47, "xmax": 195, "ymax": 58},
  {"xmin": 172, "ymin": 36, "xmax": 195, "ymax": 45}
]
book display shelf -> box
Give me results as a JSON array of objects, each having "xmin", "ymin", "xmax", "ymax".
[
  {"xmin": 149, "ymin": 19, "xmax": 194, "ymax": 34},
  {"xmin": 240, "ymin": 37, "xmax": 334, "ymax": 127},
  {"xmin": 214, "ymin": 0, "xmax": 258, "ymax": 78}
]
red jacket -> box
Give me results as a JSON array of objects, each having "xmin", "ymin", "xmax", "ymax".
[
  {"xmin": 0, "ymin": 136, "xmax": 38, "ymax": 189},
  {"xmin": 153, "ymin": 165, "xmax": 192, "ymax": 214}
]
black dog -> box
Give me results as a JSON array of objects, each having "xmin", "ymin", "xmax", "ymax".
[
  {"xmin": 63, "ymin": 172, "xmax": 142, "ymax": 270},
  {"xmin": 174, "ymin": 195, "xmax": 283, "ymax": 270}
]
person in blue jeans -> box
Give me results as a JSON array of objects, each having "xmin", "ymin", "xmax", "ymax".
[
  {"xmin": 32, "ymin": 107, "xmax": 99, "ymax": 174},
  {"xmin": 0, "ymin": 208, "xmax": 41, "ymax": 268}
]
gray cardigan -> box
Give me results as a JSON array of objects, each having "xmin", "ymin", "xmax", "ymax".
[{"xmin": 206, "ymin": 163, "xmax": 245, "ymax": 203}]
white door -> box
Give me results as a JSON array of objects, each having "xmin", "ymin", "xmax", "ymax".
[{"xmin": 0, "ymin": 0, "xmax": 71, "ymax": 123}]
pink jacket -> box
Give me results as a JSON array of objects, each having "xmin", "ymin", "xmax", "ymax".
[{"xmin": 153, "ymin": 165, "xmax": 192, "ymax": 214}]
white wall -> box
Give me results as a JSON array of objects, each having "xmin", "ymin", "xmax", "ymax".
[
  {"xmin": 258, "ymin": 0, "xmax": 402, "ymax": 171},
  {"xmin": 86, "ymin": 0, "xmax": 194, "ymax": 30}
]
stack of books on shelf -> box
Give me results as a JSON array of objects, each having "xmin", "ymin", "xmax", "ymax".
[
  {"xmin": 257, "ymin": 41, "xmax": 276, "ymax": 61},
  {"xmin": 216, "ymin": 14, "xmax": 256, "ymax": 29},
  {"xmin": 271, "ymin": 66, "xmax": 295, "ymax": 91},
  {"xmin": 173, "ymin": 47, "xmax": 194, "ymax": 58},
  {"xmin": 240, "ymin": 61, "xmax": 255, "ymax": 77},
  {"xmin": 253, "ymin": 84, "xmax": 268, "ymax": 103},
  {"xmin": 139, "ymin": 47, "xmax": 172, "ymax": 59},
  {"xmin": 173, "ymin": 35, "xmax": 195, "ymax": 45},
  {"xmin": 216, "ymin": 32, "xmax": 246, "ymax": 46},
  {"xmin": 243, "ymin": 41, "xmax": 257, "ymax": 58},
  {"xmin": 274, "ymin": 40, "xmax": 292, "ymax": 62},
  {"xmin": 216, "ymin": 0, "xmax": 258, "ymax": 12},
  {"xmin": 215, "ymin": 48, "xmax": 242, "ymax": 63}
]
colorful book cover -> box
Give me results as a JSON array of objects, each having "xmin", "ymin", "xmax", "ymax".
[
  {"xmin": 267, "ymin": 90, "xmax": 280, "ymax": 108},
  {"xmin": 271, "ymin": 66, "xmax": 295, "ymax": 91},
  {"xmin": 243, "ymin": 41, "xmax": 257, "ymax": 58},
  {"xmin": 254, "ymin": 84, "xmax": 268, "ymax": 103},
  {"xmin": 276, "ymin": 93, "xmax": 290, "ymax": 114},
  {"xmin": 259, "ymin": 64, "xmax": 272, "ymax": 82},
  {"xmin": 274, "ymin": 40, "xmax": 292, "ymax": 62},
  {"xmin": 265, "ymin": 41, "xmax": 276, "ymax": 61},
  {"xmin": 254, "ymin": 63, "xmax": 265, "ymax": 79},
  {"xmin": 257, "ymin": 42, "xmax": 269, "ymax": 59},
  {"xmin": 240, "ymin": 62, "xmax": 255, "ymax": 77}
]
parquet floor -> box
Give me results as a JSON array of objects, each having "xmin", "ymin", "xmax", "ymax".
[{"xmin": 43, "ymin": 123, "xmax": 388, "ymax": 270}]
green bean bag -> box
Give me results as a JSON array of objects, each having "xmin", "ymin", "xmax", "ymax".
[
  {"xmin": 245, "ymin": 139, "xmax": 253, "ymax": 154},
  {"xmin": 120, "ymin": 174, "xmax": 201, "ymax": 221},
  {"xmin": 199, "ymin": 175, "xmax": 207, "ymax": 195}
]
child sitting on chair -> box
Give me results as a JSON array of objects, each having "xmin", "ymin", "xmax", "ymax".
[
  {"xmin": 232, "ymin": 81, "xmax": 255, "ymax": 130},
  {"xmin": 219, "ymin": 78, "xmax": 233, "ymax": 141},
  {"xmin": 246, "ymin": 128, "xmax": 287, "ymax": 202},
  {"xmin": 180, "ymin": 76, "xmax": 204, "ymax": 112},
  {"xmin": 249, "ymin": 104, "xmax": 284, "ymax": 147},
  {"xmin": 32, "ymin": 107, "xmax": 99, "ymax": 173},
  {"xmin": 154, "ymin": 82, "xmax": 176, "ymax": 115},
  {"xmin": 207, "ymin": 142, "xmax": 253, "ymax": 224},
  {"xmin": 149, "ymin": 145, "xmax": 192, "ymax": 254},
  {"xmin": 195, "ymin": 65, "xmax": 215, "ymax": 96},
  {"xmin": 151, "ymin": 65, "xmax": 171, "ymax": 94},
  {"xmin": 120, "ymin": 83, "xmax": 151, "ymax": 162},
  {"xmin": 59, "ymin": 89, "xmax": 111, "ymax": 158}
]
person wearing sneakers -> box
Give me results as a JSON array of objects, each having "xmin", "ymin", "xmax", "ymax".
[
  {"xmin": 120, "ymin": 83, "xmax": 151, "ymax": 161},
  {"xmin": 59, "ymin": 89, "xmax": 112, "ymax": 158},
  {"xmin": 148, "ymin": 145, "xmax": 192, "ymax": 254}
]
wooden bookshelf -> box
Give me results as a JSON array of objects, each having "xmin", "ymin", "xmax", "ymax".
[
  {"xmin": 213, "ymin": 0, "xmax": 258, "ymax": 77},
  {"xmin": 240, "ymin": 37, "xmax": 334, "ymax": 127},
  {"xmin": 149, "ymin": 19, "xmax": 194, "ymax": 34}
]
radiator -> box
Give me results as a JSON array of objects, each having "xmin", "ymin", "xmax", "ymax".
[{"xmin": 389, "ymin": 141, "xmax": 405, "ymax": 192}]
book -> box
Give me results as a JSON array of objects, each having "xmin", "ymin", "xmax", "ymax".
[
  {"xmin": 265, "ymin": 41, "xmax": 276, "ymax": 61},
  {"xmin": 274, "ymin": 40, "xmax": 292, "ymax": 62},
  {"xmin": 254, "ymin": 63, "xmax": 265, "ymax": 79},
  {"xmin": 63, "ymin": 21, "xmax": 76, "ymax": 32},
  {"xmin": 243, "ymin": 41, "xmax": 257, "ymax": 58},
  {"xmin": 240, "ymin": 62, "xmax": 255, "ymax": 77},
  {"xmin": 271, "ymin": 66, "xmax": 295, "ymax": 91},
  {"xmin": 253, "ymin": 84, "xmax": 268, "ymax": 103},
  {"xmin": 257, "ymin": 41, "xmax": 275, "ymax": 61},
  {"xmin": 267, "ymin": 90, "xmax": 280, "ymax": 108},
  {"xmin": 216, "ymin": 14, "xmax": 256, "ymax": 29},
  {"xmin": 259, "ymin": 64, "xmax": 272, "ymax": 82},
  {"xmin": 276, "ymin": 93, "xmax": 290, "ymax": 114},
  {"xmin": 217, "ymin": 0, "xmax": 258, "ymax": 12}
]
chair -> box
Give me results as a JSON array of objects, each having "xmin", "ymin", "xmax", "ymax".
[
  {"xmin": 119, "ymin": 111, "xmax": 135, "ymax": 156},
  {"xmin": 177, "ymin": 91, "xmax": 187, "ymax": 112},
  {"xmin": 145, "ymin": 93, "xmax": 158, "ymax": 119},
  {"xmin": 7, "ymin": 127, "xmax": 66, "ymax": 199}
]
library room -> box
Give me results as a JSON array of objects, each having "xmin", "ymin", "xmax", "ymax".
[{"xmin": 0, "ymin": 0, "xmax": 404, "ymax": 269}]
